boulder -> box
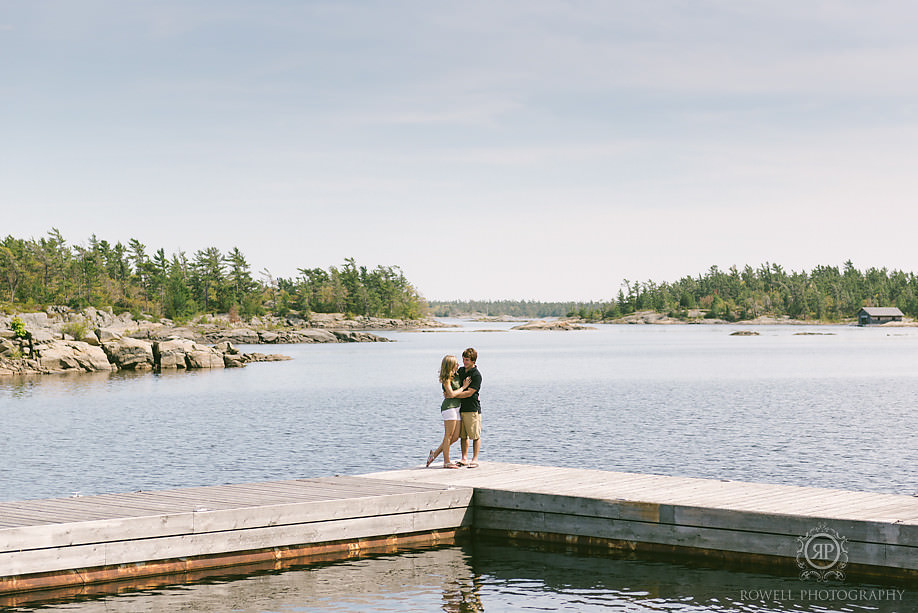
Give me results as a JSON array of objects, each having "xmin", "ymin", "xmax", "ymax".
[
  {"xmin": 96, "ymin": 328, "xmax": 123, "ymax": 343},
  {"xmin": 511, "ymin": 320, "xmax": 595, "ymax": 331},
  {"xmin": 80, "ymin": 330, "xmax": 101, "ymax": 346},
  {"xmin": 331, "ymin": 330, "xmax": 392, "ymax": 342},
  {"xmin": 308, "ymin": 313, "xmax": 348, "ymax": 327},
  {"xmin": 290, "ymin": 329, "xmax": 339, "ymax": 343},
  {"xmin": 37, "ymin": 340, "xmax": 113, "ymax": 372},
  {"xmin": 213, "ymin": 340, "xmax": 239, "ymax": 354},
  {"xmin": 186, "ymin": 344, "xmax": 225, "ymax": 369},
  {"xmin": 153, "ymin": 337, "xmax": 226, "ymax": 369},
  {"xmin": 258, "ymin": 330, "xmax": 279, "ymax": 343},
  {"xmin": 208, "ymin": 328, "xmax": 260, "ymax": 344},
  {"xmin": 223, "ymin": 353, "xmax": 246, "ymax": 368},
  {"xmin": 84, "ymin": 307, "xmax": 116, "ymax": 327},
  {"xmin": 153, "ymin": 337, "xmax": 195, "ymax": 369},
  {"xmin": 102, "ymin": 336, "xmax": 155, "ymax": 370},
  {"xmin": 18, "ymin": 313, "xmax": 51, "ymax": 327},
  {"xmin": 36, "ymin": 341, "xmax": 81, "ymax": 371},
  {"xmin": 0, "ymin": 339, "xmax": 18, "ymax": 357},
  {"xmin": 72, "ymin": 342, "xmax": 115, "ymax": 371},
  {"xmin": 242, "ymin": 352, "xmax": 292, "ymax": 363},
  {"xmin": 28, "ymin": 329, "xmax": 57, "ymax": 344}
]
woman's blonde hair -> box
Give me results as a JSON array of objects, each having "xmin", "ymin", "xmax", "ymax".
[{"xmin": 439, "ymin": 355, "xmax": 458, "ymax": 384}]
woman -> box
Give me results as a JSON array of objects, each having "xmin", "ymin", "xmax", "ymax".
[{"xmin": 426, "ymin": 354, "xmax": 470, "ymax": 468}]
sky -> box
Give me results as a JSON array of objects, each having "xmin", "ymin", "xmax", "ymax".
[{"xmin": 2, "ymin": 1, "xmax": 918, "ymax": 302}]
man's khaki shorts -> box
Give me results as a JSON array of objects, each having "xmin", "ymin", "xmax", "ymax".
[{"xmin": 459, "ymin": 412, "xmax": 481, "ymax": 440}]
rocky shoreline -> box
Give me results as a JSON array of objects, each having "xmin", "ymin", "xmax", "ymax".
[
  {"xmin": 511, "ymin": 319, "xmax": 596, "ymax": 331},
  {"xmin": 0, "ymin": 308, "xmax": 440, "ymax": 377},
  {"xmin": 605, "ymin": 310, "xmax": 822, "ymax": 325},
  {"xmin": 605, "ymin": 310, "xmax": 917, "ymax": 326},
  {"xmin": 476, "ymin": 310, "xmax": 916, "ymax": 329}
]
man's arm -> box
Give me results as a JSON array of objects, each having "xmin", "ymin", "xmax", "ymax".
[
  {"xmin": 452, "ymin": 387, "xmax": 477, "ymax": 399},
  {"xmin": 453, "ymin": 370, "xmax": 482, "ymax": 399}
]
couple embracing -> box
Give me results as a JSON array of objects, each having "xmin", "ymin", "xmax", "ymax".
[{"xmin": 426, "ymin": 347, "xmax": 481, "ymax": 469}]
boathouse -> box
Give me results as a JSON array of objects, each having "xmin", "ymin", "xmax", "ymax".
[{"xmin": 857, "ymin": 306, "xmax": 904, "ymax": 325}]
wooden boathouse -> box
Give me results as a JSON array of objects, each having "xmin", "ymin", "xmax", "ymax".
[
  {"xmin": 857, "ymin": 307, "xmax": 904, "ymax": 325},
  {"xmin": 1, "ymin": 463, "xmax": 917, "ymax": 605}
]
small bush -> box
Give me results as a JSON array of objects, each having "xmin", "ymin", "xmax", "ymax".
[
  {"xmin": 62, "ymin": 321, "xmax": 89, "ymax": 339},
  {"xmin": 10, "ymin": 317, "xmax": 28, "ymax": 339}
]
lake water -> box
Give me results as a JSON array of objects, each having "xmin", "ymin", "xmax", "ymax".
[
  {"xmin": 2, "ymin": 320, "xmax": 917, "ymax": 611},
  {"xmin": 4, "ymin": 543, "xmax": 908, "ymax": 613}
]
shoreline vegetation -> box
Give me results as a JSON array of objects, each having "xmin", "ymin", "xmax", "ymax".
[
  {"xmin": 0, "ymin": 230, "xmax": 426, "ymax": 324},
  {"xmin": 430, "ymin": 261, "xmax": 918, "ymax": 324},
  {"xmin": 504, "ymin": 311, "xmax": 916, "ymax": 330}
]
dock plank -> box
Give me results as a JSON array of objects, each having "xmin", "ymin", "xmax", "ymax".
[
  {"xmin": 3, "ymin": 462, "xmax": 917, "ymax": 600},
  {"xmin": 367, "ymin": 463, "xmax": 918, "ymax": 525}
]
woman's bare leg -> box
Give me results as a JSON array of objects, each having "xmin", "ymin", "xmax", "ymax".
[{"xmin": 441, "ymin": 420, "xmax": 460, "ymax": 465}]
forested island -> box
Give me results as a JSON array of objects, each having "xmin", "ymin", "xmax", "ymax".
[
  {"xmin": 0, "ymin": 230, "xmax": 425, "ymax": 321},
  {"xmin": 433, "ymin": 262, "xmax": 918, "ymax": 323},
  {"xmin": 0, "ymin": 231, "xmax": 433, "ymax": 376}
]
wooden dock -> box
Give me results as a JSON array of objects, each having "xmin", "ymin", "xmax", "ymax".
[
  {"xmin": 367, "ymin": 462, "xmax": 918, "ymax": 581},
  {"xmin": 2, "ymin": 462, "xmax": 917, "ymax": 604},
  {"xmin": 0, "ymin": 476, "xmax": 472, "ymax": 604}
]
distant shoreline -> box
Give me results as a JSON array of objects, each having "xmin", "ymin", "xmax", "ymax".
[{"xmin": 460, "ymin": 311, "xmax": 918, "ymax": 327}]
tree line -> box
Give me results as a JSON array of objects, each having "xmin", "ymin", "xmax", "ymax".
[
  {"xmin": 429, "ymin": 300, "xmax": 605, "ymax": 318},
  {"xmin": 4, "ymin": 233, "xmax": 911, "ymax": 324},
  {"xmin": 597, "ymin": 262, "xmax": 918, "ymax": 322},
  {"xmin": 434, "ymin": 262, "xmax": 918, "ymax": 323},
  {"xmin": 0, "ymin": 230, "xmax": 426, "ymax": 321}
]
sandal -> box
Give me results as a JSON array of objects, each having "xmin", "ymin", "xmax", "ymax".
[
  {"xmin": 426, "ymin": 449, "xmax": 436, "ymax": 467},
  {"xmin": 443, "ymin": 463, "xmax": 460, "ymax": 469}
]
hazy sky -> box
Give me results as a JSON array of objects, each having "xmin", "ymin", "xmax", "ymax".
[{"xmin": 3, "ymin": 1, "xmax": 918, "ymax": 301}]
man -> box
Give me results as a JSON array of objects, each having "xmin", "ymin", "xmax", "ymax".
[{"xmin": 451, "ymin": 347, "xmax": 482, "ymax": 468}]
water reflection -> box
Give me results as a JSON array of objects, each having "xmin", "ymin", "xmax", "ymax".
[
  {"xmin": 0, "ymin": 368, "xmax": 168, "ymax": 399},
  {"xmin": 441, "ymin": 571, "xmax": 484, "ymax": 613},
  {"xmin": 7, "ymin": 543, "xmax": 910, "ymax": 613},
  {"xmin": 8, "ymin": 547, "xmax": 481, "ymax": 612},
  {"xmin": 471, "ymin": 543, "xmax": 911, "ymax": 612}
]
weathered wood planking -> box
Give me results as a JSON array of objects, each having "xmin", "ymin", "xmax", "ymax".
[
  {"xmin": 4, "ymin": 461, "xmax": 917, "ymax": 599},
  {"xmin": 0, "ymin": 476, "xmax": 474, "ymax": 581},
  {"xmin": 365, "ymin": 462, "xmax": 918, "ymax": 577}
]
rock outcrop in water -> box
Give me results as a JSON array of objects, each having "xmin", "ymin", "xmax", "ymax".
[
  {"xmin": 511, "ymin": 319, "xmax": 596, "ymax": 331},
  {"xmin": 0, "ymin": 306, "xmax": 419, "ymax": 377}
]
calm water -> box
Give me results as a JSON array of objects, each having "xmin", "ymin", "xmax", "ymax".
[
  {"xmin": 2, "ymin": 320, "xmax": 917, "ymax": 611},
  {"xmin": 5, "ymin": 543, "xmax": 909, "ymax": 613}
]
